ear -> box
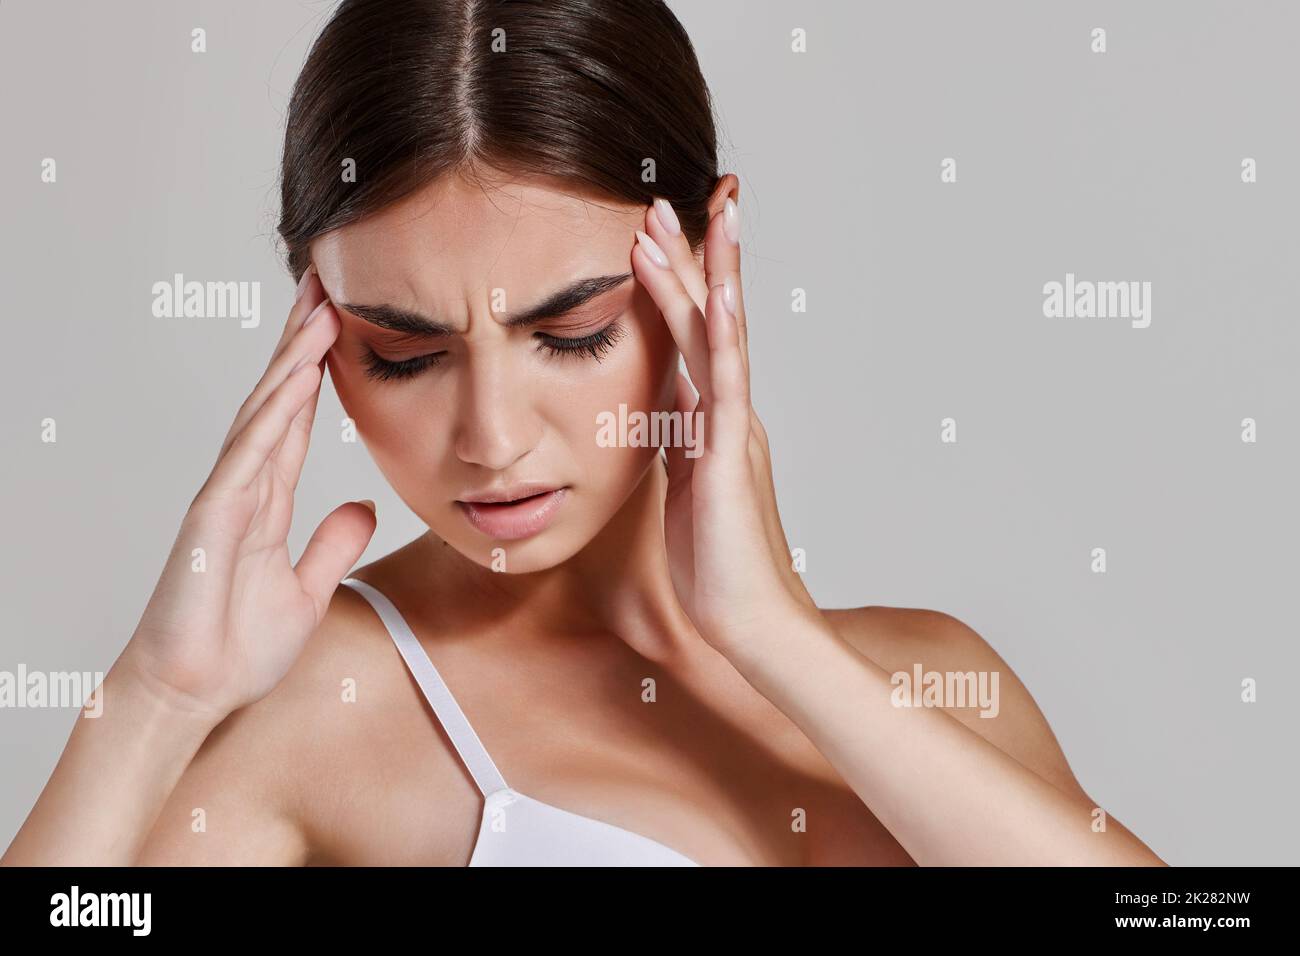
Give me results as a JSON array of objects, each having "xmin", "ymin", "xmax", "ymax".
[{"xmin": 693, "ymin": 173, "xmax": 740, "ymax": 266}]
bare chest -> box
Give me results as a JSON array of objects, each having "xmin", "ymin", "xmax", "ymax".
[{"xmin": 304, "ymin": 640, "xmax": 913, "ymax": 866}]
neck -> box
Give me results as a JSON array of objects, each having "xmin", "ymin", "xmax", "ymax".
[{"xmin": 416, "ymin": 455, "xmax": 700, "ymax": 664}]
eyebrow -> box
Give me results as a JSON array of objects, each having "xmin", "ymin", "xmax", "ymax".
[{"xmin": 340, "ymin": 272, "xmax": 634, "ymax": 337}]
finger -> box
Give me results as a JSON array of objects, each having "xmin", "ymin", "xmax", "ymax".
[
  {"xmin": 749, "ymin": 417, "xmax": 817, "ymax": 610},
  {"xmin": 221, "ymin": 267, "xmax": 324, "ymax": 456},
  {"xmin": 646, "ymin": 199, "xmax": 708, "ymax": 311},
  {"xmin": 271, "ymin": 264, "xmax": 324, "ymax": 366},
  {"xmin": 703, "ymin": 280, "xmax": 751, "ymax": 461},
  {"xmin": 207, "ymin": 359, "xmax": 323, "ymax": 494},
  {"xmin": 294, "ymin": 500, "xmax": 377, "ymax": 621},
  {"xmin": 217, "ymin": 300, "xmax": 339, "ymax": 463},
  {"xmin": 273, "ymin": 354, "xmax": 328, "ymax": 492},
  {"xmin": 702, "ymin": 196, "xmax": 748, "ymax": 376},
  {"xmin": 216, "ymin": 265, "xmax": 324, "ymax": 459},
  {"xmin": 663, "ymin": 370, "xmax": 699, "ymax": 492},
  {"xmin": 632, "ymin": 229, "xmax": 711, "ymax": 402}
]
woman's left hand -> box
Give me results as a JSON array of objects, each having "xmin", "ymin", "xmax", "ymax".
[{"xmin": 631, "ymin": 194, "xmax": 820, "ymax": 652}]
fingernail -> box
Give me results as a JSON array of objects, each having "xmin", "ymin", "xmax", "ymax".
[
  {"xmin": 294, "ymin": 265, "xmax": 314, "ymax": 302},
  {"xmin": 302, "ymin": 298, "xmax": 328, "ymax": 328},
  {"xmin": 723, "ymin": 197, "xmax": 740, "ymax": 245},
  {"xmin": 721, "ymin": 274, "xmax": 737, "ymax": 316},
  {"xmin": 358, "ymin": 499, "xmax": 376, "ymax": 515},
  {"xmin": 635, "ymin": 229, "xmax": 670, "ymax": 268},
  {"xmin": 653, "ymin": 198, "xmax": 681, "ymax": 236}
]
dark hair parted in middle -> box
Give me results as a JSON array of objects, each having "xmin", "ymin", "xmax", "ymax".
[{"xmin": 277, "ymin": 0, "xmax": 722, "ymax": 280}]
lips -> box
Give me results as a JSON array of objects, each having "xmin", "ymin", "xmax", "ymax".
[{"xmin": 455, "ymin": 486, "xmax": 568, "ymax": 541}]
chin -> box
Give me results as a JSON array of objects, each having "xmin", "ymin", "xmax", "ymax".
[{"xmin": 436, "ymin": 523, "xmax": 592, "ymax": 575}]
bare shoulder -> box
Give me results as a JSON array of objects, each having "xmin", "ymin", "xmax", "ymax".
[
  {"xmin": 137, "ymin": 558, "xmax": 432, "ymax": 865},
  {"xmin": 819, "ymin": 604, "xmax": 1091, "ymax": 802}
]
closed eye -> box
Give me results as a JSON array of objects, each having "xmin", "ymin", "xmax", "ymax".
[
  {"xmin": 360, "ymin": 346, "xmax": 445, "ymax": 381},
  {"xmin": 359, "ymin": 318, "xmax": 627, "ymax": 382},
  {"xmin": 533, "ymin": 320, "xmax": 626, "ymax": 362}
]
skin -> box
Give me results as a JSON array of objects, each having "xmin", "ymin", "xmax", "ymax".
[{"xmin": 1, "ymin": 168, "xmax": 1166, "ymax": 867}]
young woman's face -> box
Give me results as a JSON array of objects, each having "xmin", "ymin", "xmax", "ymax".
[{"xmin": 311, "ymin": 172, "xmax": 679, "ymax": 572}]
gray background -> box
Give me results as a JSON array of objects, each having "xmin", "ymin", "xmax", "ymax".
[{"xmin": 2, "ymin": 0, "xmax": 1296, "ymax": 864}]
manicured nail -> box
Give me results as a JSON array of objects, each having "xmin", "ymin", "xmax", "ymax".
[
  {"xmin": 294, "ymin": 265, "xmax": 314, "ymax": 302},
  {"xmin": 722, "ymin": 197, "xmax": 740, "ymax": 245},
  {"xmin": 721, "ymin": 274, "xmax": 737, "ymax": 316},
  {"xmin": 653, "ymin": 198, "xmax": 681, "ymax": 236},
  {"xmin": 302, "ymin": 298, "xmax": 328, "ymax": 328},
  {"xmin": 635, "ymin": 229, "xmax": 670, "ymax": 268},
  {"xmin": 357, "ymin": 499, "xmax": 376, "ymax": 515}
]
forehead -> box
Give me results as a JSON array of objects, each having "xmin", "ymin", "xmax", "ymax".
[{"xmin": 311, "ymin": 171, "xmax": 644, "ymax": 307}]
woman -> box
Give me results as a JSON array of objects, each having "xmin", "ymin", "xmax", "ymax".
[{"xmin": 3, "ymin": 0, "xmax": 1164, "ymax": 866}]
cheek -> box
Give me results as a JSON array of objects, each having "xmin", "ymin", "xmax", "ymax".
[
  {"xmin": 328, "ymin": 350, "xmax": 392, "ymax": 439},
  {"xmin": 618, "ymin": 290, "xmax": 679, "ymax": 406},
  {"xmin": 543, "ymin": 306, "xmax": 678, "ymax": 491},
  {"xmin": 554, "ymin": 307, "xmax": 676, "ymax": 426},
  {"xmin": 325, "ymin": 349, "xmax": 447, "ymax": 490}
]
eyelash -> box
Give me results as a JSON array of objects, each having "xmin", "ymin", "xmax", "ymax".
[
  {"xmin": 537, "ymin": 320, "xmax": 626, "ymax": 362},
  {"xmin": 360, "ymin": 320, "xmax": 626, "ymax": 382},
  {"xmin": 360, "ymin": 349, "xmax": 442, "ymax": 382}
]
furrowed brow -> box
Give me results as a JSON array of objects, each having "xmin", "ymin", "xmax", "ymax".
[
  {"xmin": 341, "ymin": 272, "xmax": 634, "ymax": 336},
  {"xmin": 503, "ymin": 272, "xmax": 634, "ymax": 328},
  {"xmin": 337, "ymin": 303, "xmax": 454, "ymax": 337}
]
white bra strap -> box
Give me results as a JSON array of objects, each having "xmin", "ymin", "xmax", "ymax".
[{"xmin": 341, "ymin": 577, "xmax": 509, "ymax": 797}]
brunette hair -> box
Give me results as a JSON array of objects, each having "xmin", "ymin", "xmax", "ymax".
[{"xmin": 276, "ymin": 0, "xmax": 721, "ymax": 280}]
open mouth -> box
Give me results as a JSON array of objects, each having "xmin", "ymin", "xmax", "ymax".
[{"xmin": 455, "ymin": 487, "xmax": 568, "ymax": 541}]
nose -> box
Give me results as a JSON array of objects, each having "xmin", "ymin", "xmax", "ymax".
[{"xmin": 451, "ymin": 344, "xmax": 541, "ymax": 472}]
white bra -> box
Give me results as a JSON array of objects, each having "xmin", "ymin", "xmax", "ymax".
[{"xmin": 341, "ymin": 577, "xmax": 702, "ymax": 867}]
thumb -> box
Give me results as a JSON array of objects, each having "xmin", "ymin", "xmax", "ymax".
[{"xmin": 294, "ymin": 499, "xmax": 377, "ymax": 618}]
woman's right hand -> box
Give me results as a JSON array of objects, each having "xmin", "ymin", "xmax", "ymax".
[{"xmin": 120, "ymin": 266, "xmax": 376, "ymax": 722}]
